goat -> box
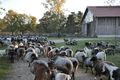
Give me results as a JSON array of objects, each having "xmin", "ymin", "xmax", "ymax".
[
  {"xmin": 63, "ymin": 39, "xmax": 69, "ymax": 42},
  {"xmin": 16, "ymin": 47, "xmax": 26, "ymax": 61},
  {"xmin": 60, "ymin": 46, "xmax": 69, "ymax": 51},
  {"xmin": 47, "ymin": 60, "xmax": 70, "ymax": 75},
  {"xmin": 34, "ymin": 62, "xmax": 52, "ymax": 80},
  {"xmin": 7, "ymin": 48, "xmax": 16, "ymax": 62},
  {"xmin": 52, "ymin": 68, "xmax": 71, "ymax": 80},
  {"xmin": 99, "ymin": 41, "xmax": 108, "ymax": 48},
  {"xmin": 60, "ymin": 48, "xmax": 73, "ymax": 57},
  {"xmin": 84, "ymin": 46, "xmax": 91, "ymax": 57},
  {"xmin": 25, "ymin": 52, "xmax": 38, "ymax": 67},
  {"xmin": 74, "ymin": 50, "xmax": 87, "ymax": 68},
  {"xmin": 66, "ymin": 57, "xmax": 79, "ymax": 80},
  {"xmin": 34, "ymin": 47, "xmax": 41, "ymax": 57},
  {"xmin": 51, "ymin": 47, "xmax": 60, "ymax": 56},
  {"xmin": 105, "ymin": 47, "xmax": 115, "ymax": 55},
  {"xmin": 90, "ymin": 56, "xmax": 105, "ymax": 77},
  {"xmin": 102, "ymin": 63, "xmax": 120, "ymax": 80},
  {"xmin": 53, "ymin": 65, "xmax": 70, "ymax": 75},
  {"xmin": 25, "ymin": 47, "xmax": 36, "ymax": 53},
  {"xmin": 0, "ymin": 40, "xmax": 4, "ymax": 46},
  {"xmin": 84, "ymin": 42, "xmax": 92, "ymax": 47},
  {"xmin": 92, "ymin": 46, "xmax": 102, "ymax": 55},
  {"xmin": 69, "ymin": 39, "xmax": 77, "ymax": 45},
  {"xmin": 95, "ymin": 51, "xmax": 106, "ymax": 61},
  {"xmin": 55, "ymin": 72, "xmax": 71, "ymax": 80},
  {"xmin": 0, "ymin": 49, "xmax": 6, "ymax": 57},
  {"xmin": 112, "ymin": 68, "xmax": 120, "ymax": 80},
  {"xmin": 30, "ymin": 60, "xmax": 49, "ymax": 74},
  {"xmin": 43, "ymin": 46, "xmax": 52, "ymax": 57},
  {"xmin": 90, "ymin": 56, "xmax": 115, "ymax": 79},
  {"xmin": 82, "ymin": 56, "xmax": 93, "ymax": 74},
  {"xmin": 49, "ymin": 41, "xmax": 56, "ymax": 45},
  {"xmin": 65, "ymin": 49, "xmax": 73, "ymax": 57},
  {"xmin": 52, "ymin": 56, "xmax": 75, "ymax": 80},
  {"xmin": 112, "ymin": 45, "xmax": 120, "ymax": 52}
]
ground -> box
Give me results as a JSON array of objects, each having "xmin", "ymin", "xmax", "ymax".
[
  {"xmin": 5, "ymin": 57, "xmax": 100, "ymax": 80},
  {"xmin": 5, "ymin": 38, "xmax": 111, "ymax": 80}
]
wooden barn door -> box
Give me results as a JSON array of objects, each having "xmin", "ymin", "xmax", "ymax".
[{"xmin": 87, "ymin": 23, "xmax": 91, "ymax": 37}]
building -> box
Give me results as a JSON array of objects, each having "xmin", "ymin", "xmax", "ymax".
[{"xmin": 81, "ymin": 6, "xmax": 120, "ymax": 37}]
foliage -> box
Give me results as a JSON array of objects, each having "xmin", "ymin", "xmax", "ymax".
[
  {"xmin": 40, "ymin": 0, "xmax": 68, "ymax": 35},
  {"xmin": 0, "ymin": 18, "xmax": 7, "ymax": 31},
  {"xmin": 38, "ymin": 11, "xmax": 67, "ymax": 33},
  {"xmin": 42, "ymin": 0, "xmax": 66, "ymax": 13},
  {"xmin": 38, "ymin": 11, "xmax": 83, "ymax": 34},
  {"xmin": 66, "ymin": 11, "xmax": 83, "ymax": 34},
  {"xmin": 105, "ymin": 0, "xmax": 120, "ymax": 5},
  {"xmin": 3, "ymin": 10, "xmax": 37, "ymax": 35}
]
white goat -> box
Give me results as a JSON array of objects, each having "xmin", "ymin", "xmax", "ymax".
[
  {"xmin": 95, "ymin": 51, "xmax": 106, "ymax": 61},
  {"xmin": 55, "ymin": 73, "xmax": 71, "ymax": 80},
  {"xmin": 0, "ymin": 50, "xmax": 6, "ymax": 57},
  {"xmin": 52, "ymin": 69, "xmax": 71, "ymax": 80},
  {"xmin": 74, "ymin": 51, "xmax": 87, "ymax": 68},
  {"xmin": 84, "ymin": 46, "xmax": 91, "ymax": 57}
]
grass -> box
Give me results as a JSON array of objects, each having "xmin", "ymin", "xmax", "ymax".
[
  {"xmin": 0, "ymin": 45, "xmax": 11, "ymax": 80},
  {"xmin": 55, "ymin": 39, "xmax": 120, "ymax": 68},
  {"xmin": 0, "ymin": 45, "xmax": 7, "ymax": 50},
  {"xmin": 55, "ymin": 39, "xmax": 120, "ymax": 80},
  {"xmin": 0, "ymin": 38, "xmax": 120, "ymax": 80},
  {"xmin": 0, "ymin": 56, "xmax": 11, "ymax": 80}
]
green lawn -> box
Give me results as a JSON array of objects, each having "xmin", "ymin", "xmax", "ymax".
[
  {"xmin": 0, "ymin": 57, "xmax": 11, "ymax": 80},
  {"xmin": 55, "ymin": 39, "xmax": 120, "ymax": 67}
]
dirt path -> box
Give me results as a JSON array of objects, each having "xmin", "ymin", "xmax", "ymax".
[
  {"xmin": 5, "ymin": 38, "xmax": 111, "ymax": 80},
  {"xmin": 6, "ymin": 58, "xmax": 98, "ymax": 80}
]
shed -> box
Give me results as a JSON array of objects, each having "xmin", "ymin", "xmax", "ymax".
[{"xmin": 81, "ymin": 6, "xmax": 120, "ymax": 37}]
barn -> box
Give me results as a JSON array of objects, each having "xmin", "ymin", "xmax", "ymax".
[{"xmin": 81, "ymin": 6, "xmax": 120, "ymax": 37}]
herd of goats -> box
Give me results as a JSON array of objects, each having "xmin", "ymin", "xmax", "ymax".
[{"xmin": 0, "ymin": 35, "xmax": 120, "ymax": 80}]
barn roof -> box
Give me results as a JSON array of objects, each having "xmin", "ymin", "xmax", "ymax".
[
  {"xmin": 81, "ymin": 6, "xmax": 120, "ymax": 23},
  {"xmin": 87, "ymin": 6, "xmax": 120, "ymax": 17}
]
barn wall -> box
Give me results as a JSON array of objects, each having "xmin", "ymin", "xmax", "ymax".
[
  {"xmin": 81, "ymin": 9, "xmax": 94, "ymax": 37},
  {"xmin": 96, "ymin": 17, "xmax": 120, "ymax": 37},
  {"xmin": 90, "ymin": 17, "xmax": 96, "ymax": 37},
  {"xmin": 81, "ymin": 24, "xmax": 87, "ymax": 37}
]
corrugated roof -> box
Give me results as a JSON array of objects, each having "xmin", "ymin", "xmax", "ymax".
[{"xmin": 87, "ymin": 6, "xmax": 120, "ymax": 17}]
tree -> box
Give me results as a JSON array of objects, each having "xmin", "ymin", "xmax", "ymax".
[
  {"xmin": 16, "ymin": 14, "xmax": 37, "ymax": 34},
  {"xmin": 42, "ymin": 0, "xmax": 66, "ymax": 13},
  {"xmin": 4, "ymin": 10, "xmax": 19, "ymax": 35},
  {"xmin": 0, "ymin": 18, "xmax": 7, "ymax": 31},
  {"xmin": 66, "ymin": 11, "xmax": 83, "ymax": 34},
  {"xmin": 66, "ymin": 12, "xmax": 76, "ymax": 33},
  {"xmin": 105, "ymin": 0, "xmax": 120, "ymax": 5},
  {"xmin": 41, "ymin": 0, "xmax": 67, "ymax": 35},
  {"xmin": 27, "ymin": 15, "xmax": 37, "ymax": 32},
  {"xmin": 76, "ymin": 11, "xmax": 83, "ymax": 34},
  {"xmin": 4, "ymin": 10, "xmax": 37, "ymax": 35}
]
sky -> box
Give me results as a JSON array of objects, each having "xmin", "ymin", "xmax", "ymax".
[{"xmin": 0, "ymin": 0, "xmax": 115, "ymax": 23}]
